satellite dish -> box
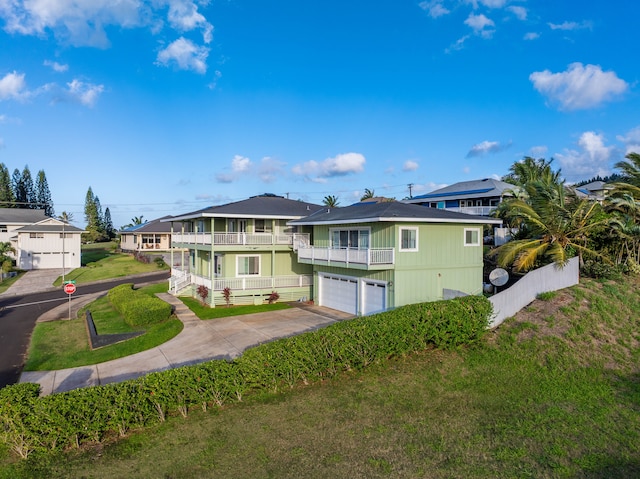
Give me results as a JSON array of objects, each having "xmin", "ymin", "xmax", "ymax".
[{"xmin": 489, "ymin": 268, "xmax": 509, "ymax": 287}]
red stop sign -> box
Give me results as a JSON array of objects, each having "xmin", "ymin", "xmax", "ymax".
[{"xmin": 64, "ymin": 283, "xmax": 76, "ymax": 294}]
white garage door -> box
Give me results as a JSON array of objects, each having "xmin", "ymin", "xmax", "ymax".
[
  {"xmin": 362, "ymin": 281, "xmax": 386, "ymax": 315},
  {"xmin": 319, "ymin": 274, "xmax": 358, "ymax": 315},
  {"xmin": 30, "ymin": 252, "xmax": 61, "ymax": 269}
]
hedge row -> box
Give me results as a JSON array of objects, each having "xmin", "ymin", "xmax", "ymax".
[
  {"xmin": 107, "ymin": 283, "xmax": 172, "ymax": 327},
  {"xmin": 0, "ymin": 295, "xmax": 492, "ymax": 459}
]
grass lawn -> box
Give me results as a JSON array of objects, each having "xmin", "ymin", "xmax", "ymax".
[
  {"xmin": 3, "ymin": 276, "xmax": 640, "ymax": 478},
  {"xmin": 0, "ymin": 271, "xmax": 25, "ymax": 294},
  {"xmin": 181, "ymin": 296, "xmax": 291, "ymax": 319},
  {"xmin": 23, "ymin": 283, "xmax": 182, "ymax": 370},
  {"xmin": 53, "ymin": 242, "xmax": 168, "ymax": 286}
]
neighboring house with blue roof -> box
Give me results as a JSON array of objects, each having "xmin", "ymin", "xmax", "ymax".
[
  {"xmin": 572, "ymin": 181, "xmax": 610, "ymax": 202},
  {"xmin": 404, "ymin": 178, "xmax": 518, "ymax": 216},
  {"xmin": 288, "ymin": 201, "xmax": 502, "ymax": 316}
]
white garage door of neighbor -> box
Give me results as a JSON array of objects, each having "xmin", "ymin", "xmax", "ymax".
[
  {"xmin": 319, "ymin": 274, "xmax": 358, "ymax": 315},
  {"xmin": 31, "ymin": 252, "xmax": 60, "ymax": 269},
  {"xmin": 362, "ymin": 281, "xmax": 386, "ymax": 315}
]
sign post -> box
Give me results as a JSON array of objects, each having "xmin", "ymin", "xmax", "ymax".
[{"xmin": 63, "ymin": 281, "xmax": 76, "ymax": 320}]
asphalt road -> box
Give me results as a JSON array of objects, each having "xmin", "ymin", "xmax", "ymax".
[{"xmin": 0, "ymin": 271, "xmax": 170, "ymax": 389}]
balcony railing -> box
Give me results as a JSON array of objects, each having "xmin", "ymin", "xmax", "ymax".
[
  {"xmin": 172, "ymin": 272, "xmax": 313, "ymax": 292},
  {"xmin": 442, "ymin": 206, "xmax": 496, "ymax": 216},
  {"xmin": 296, "ymin": 247, "xmax": 394, "ymax": 266},
  {"xmin": 172, "ymin": 232, "xmax": 309, "ymax": 248}
]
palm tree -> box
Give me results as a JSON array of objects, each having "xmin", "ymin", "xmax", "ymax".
[
  {"xmin": 603, "ymin": 189, "xmax": 640, "ymax": 265},
  {"xmin": 322, "ymin": 195, "xmax": 339, "ymax": 207},
  {"xmin": 613, "ymin": 152, "xmax": 640, "ymax": 187},
  {"xmin": 491, "ymin": 182, "xmax": 607, "ymax": 271},
  {"xmin": 360, "ymin": 188, "xmax": 375, "ymax": 201},
  {"xmin": 502, "ymin": 156, "xmax": 563, "ymax": 187},
  {"xmin": 58, "ymin": 211, "xmax": 74, "ymax": 224},
  {"xmin": 0, "ymin": 241, "xmax": 15, "ymax": 279},
  {"xmin": 131, "ymin": 215, "xmax": 145, "ymax": 225}
]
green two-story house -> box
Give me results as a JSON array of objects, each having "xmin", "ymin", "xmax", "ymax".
[
  {"xmin": 289, "ymin": 201, "xmax": 502, "ymax": 315},
  {"xmin": 165, "ymin": 194, "xmax": 323, "ymax": 306}
]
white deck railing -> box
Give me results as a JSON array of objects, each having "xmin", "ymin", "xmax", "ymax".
[
  {"xmin": 296, "ymin": 247, "xmax": 394, "ymax": 266},
  {"xmin": 443, "ymin": 206, "xmax": 495, "ymax": 216},
  {"xmin": 173, "ymin": 273, "xmax": 313, "ymax": 292},
  {"xmin": 172, "ymin": 232, "xmax": 309, "ymax": 247}
]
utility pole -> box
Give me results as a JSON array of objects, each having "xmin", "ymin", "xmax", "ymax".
[{"xmin": 408, "ymin": 183, "xmax": 414, "ymax": 199}]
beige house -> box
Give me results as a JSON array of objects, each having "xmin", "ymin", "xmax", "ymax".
[{"xmin": 120, "ymin": 216, "xmax": 173, "ymax": 253}]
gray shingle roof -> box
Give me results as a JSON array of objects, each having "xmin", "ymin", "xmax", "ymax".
[
  {"xmin": 165, "ymin": 195, "xmax": 324, "ymax": 221},
  {"xmin": 119, "ymin": 216, "xmax": 173, "ymax": 234},
  {"xmin": 15, "ymin": 223, "xmax": 84, "ymax": 233},
  {"xmin": 0, "ymin": 208, "xmax": 49, "ymax": 224},
  {"xmin": 289, "ymin": 201, "xmax": 502, "ymax": 225}
]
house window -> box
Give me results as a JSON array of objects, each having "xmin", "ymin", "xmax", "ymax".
[
  {"xmin": 464, "ymin": 228, "xmax": 480, "ymax": 246},
  {"xmin": 237, "ymin": 255, "xmax": 260, "ymax": 276},
  {"xmin": 255, "ymin": 219, "xmax": 272, "ymax": 233},
  {"xmin": 330, "ymin": 228, "xmax": 369, "ymax": 249},
  {"xmin": 399, "ymin": 227, "xmax": 418, "ymax": 251},
  {"xmin": 59, "ymin": 233, "xmax": 72, "ymax": 238},
  {"xmin": 29, "ymin": 233, "xmax": 44, "ymax": 239},
  {"xmin": 0, "ymin": 225, "xmax": 7, "ymax": 233}
]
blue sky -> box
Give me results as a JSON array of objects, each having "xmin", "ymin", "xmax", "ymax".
[{"xmin": 0, "ymin": 0, "xmax": 638, "ymax": 229}]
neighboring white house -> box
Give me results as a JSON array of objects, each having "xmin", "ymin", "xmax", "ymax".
[{"xmin": 0, "ymin": 209, "xmax": 84, "ymax": 270}]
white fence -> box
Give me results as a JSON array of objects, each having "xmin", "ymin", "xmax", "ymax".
[{"xmin": 488, "ymin": 257, "xmax": 579, "ymax": 328}]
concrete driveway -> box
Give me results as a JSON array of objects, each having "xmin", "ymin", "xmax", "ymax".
[
  {"xmin": 20, "ymin": 294, "xmax": 354, "ymax": 395},
  {"xmin": 1, "ymin": 269, "xmax": 68, "ymax": 296}
]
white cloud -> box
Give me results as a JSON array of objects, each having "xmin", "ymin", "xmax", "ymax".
[
  {"xmin": 467, "ymin": 140, "xmax": 510, "ymax": 157},
  {"xmin": 548, "ymin": 20, "xmax": 592, "ymax": 31},
  {"xmin": 166, "ymin": 0, "xmax": 213, "ymax": 43},
  {"xmin": 616, "ymin": 126, "xmax": 640, "ymax": 155},
  {"xmin": 156, "ymin": 37, "xmax": 209, "ymax": 73},
  {"xmin": 530, "ymin": 63, "xmax": 628, "ymax": 111},
  {"xmin": 0, "ymin": 0, "xmax": 144, "ymax": 47},
  {"xmin": 403, "ymin": 160, "xmax": 419, "ymax": 172},
  {"xmin": 0, "ymin": 71, "xmax": 28, "ymax": 100},
  {"xmin": 66, "ymin": 79, "xmax": 104, "ymax": 107},
  {"xmin": 478, "ymin": 0, "xmax": 507, "ymax": 7},
  {"xmin": 445, "ymin": 34, "xmax": 470, "ymax": 53},
  {"xmin": 258, "ymin": 157, "xmax": 286, "ymax": 183},
  {"xmin": 465, "ymin": 13, "xmax": 494, "ymax": 36},
  {"xmin": 44, "ymin": 60, "xmax": 69, "ymax": 72},
  {"xmin": 231, "ymin": 154, "xmax": 252, "ymax": 173},
  {"xmin": 418, "ymin": 1, "xmax": 450, "ymax": 18},
  {"xmin": 555, "ymin": 131, "xmax": 613, "ymax": 181},
  {"xmin": 529, "ymin": 145, "xmax": 548, "ymax": 157},
  {"xmin": 523, "ymin": 32, "xmax": 539, "ymax": 40},
  {"xmin": 507, "ymin": 6, "xmax": 527, "ymax": 20},
  {"xmin": 292, "ymin": 152, "xmax": 366, "ymax": 180}
]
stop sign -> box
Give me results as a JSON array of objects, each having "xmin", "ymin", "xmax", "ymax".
[{"xmin": 64, "ymin": 283, "xmax": 76, "ymax": 294}]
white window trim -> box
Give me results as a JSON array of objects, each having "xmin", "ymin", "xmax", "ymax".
[
  {"xmin": 236, "ymin": 254, "xmax": 261, "ymax": 276},
  {"xmin": 464, "ymin": 227, "xmax": 481, "ymax": 247},
  {"xmin": 329, "ymin": 227, "xmax": 371, "ymax": 249},
  {"xmin": 399, "ymin": 227, "xmax": 419, "ymax": 252}
]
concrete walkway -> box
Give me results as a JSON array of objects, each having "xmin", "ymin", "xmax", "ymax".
[{"xmin": 20, "ymin": 295, "xmax": 353, "ymax": 395}]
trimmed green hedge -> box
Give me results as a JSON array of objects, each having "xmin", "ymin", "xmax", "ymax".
[
  {"xmin": 107, "ymin": 283, "xmax": 172, "ymax": 327},
  {"xmin": 0, "ymin": 295, "xmax": 491, "ymax": 459}
]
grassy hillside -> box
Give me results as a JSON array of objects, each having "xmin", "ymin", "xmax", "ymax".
[{"xmin": 2, "ymin": 276, "xmax": 639, "ymax": 478}]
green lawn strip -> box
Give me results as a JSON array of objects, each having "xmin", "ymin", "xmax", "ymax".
[
  {"xmin": 0, "ymin": 271, "xmax": 25, "ymax": 294},
  {"xmin": 23, "ymin": 283, "xmax": 182, "ymax": 371},
  {"xmin": 53, "ymin": 247, "xmax": 168, "ymax": 287},
  {"xmin": 180, "ymin": 296, "xmax": 291, "ymax": 319}
]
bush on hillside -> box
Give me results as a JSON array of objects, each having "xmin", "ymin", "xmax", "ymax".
[{"xmin": 0, "ymin": 295, "xmax": 492, "ymax": 458}]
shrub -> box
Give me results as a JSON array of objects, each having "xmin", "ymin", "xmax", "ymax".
[
  {"xmin": 268, "ymin": 291, "xmax": 280, "ymax": 304},
  {"xmin": 222, "ymin": 287, "xmax": 232, "ymax": 307},
  {"xmin": 108, "ymin": 283, "xmax": 172, "ymax": 327},
  {"xmin": 581, "ymin": 260, "xmax": 624, "ymax": 279},
  {"xmin": 1, "ymin": 295, "xmax": 492, "ymax": 458},
  {"xmin": 154, "ymin": 256, "xmax": 167, "ymax": 268},
  {"xmin": 197, "ymin": 285, "xmax": 209, "ymax": 305}
]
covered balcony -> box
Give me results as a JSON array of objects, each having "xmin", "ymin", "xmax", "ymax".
[
  {"xmin": 171, "ymin": 232, "xmax": 310, "ymax": 248},
  {"xmin": 296, "ymin": 246, "xmax": 394, "ymax": 269}
]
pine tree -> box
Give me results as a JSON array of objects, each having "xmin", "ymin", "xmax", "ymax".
[
  {"xmin": 12, "ymin": 168, "xmax": 25, "ymax": 208},
  {"xmin": 104, "ymin": 207, "xmax": 115, "ymax": 239},
  {"xmin": 83, "ymin": 187, "xmax": 108, "ymax": 242},
  {"xmin": 0, "ymin": 164, "xmax": 15, "ymax": 207},
  {"xmin": 36, "ymin": 170, "xmax": 54, "ymax": 217},
  {"xmin": 21, "ymin": 166, "xmax": 36, "ymax": 209}
]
